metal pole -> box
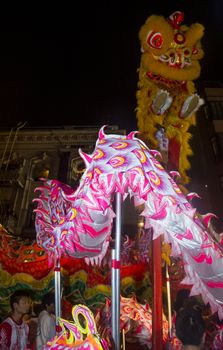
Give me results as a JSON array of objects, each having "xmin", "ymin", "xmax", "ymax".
[
  {"xmin": 152, "ymin": 236, "xmax": 163, "ymax": 350},
  {"xmin": 115, "ymin": 191, "xmax": 121, "ymax": 345},
  {"xmin": 111, "ymin": 248, "xmax": 117, "ymax": 347},
  {"xmin": 111, "ymin": 192, "xmax": 122, "ymax": 350},
  {"xmin": 54, "ymin": 255, "xmax": 61, "ymax": 332}
]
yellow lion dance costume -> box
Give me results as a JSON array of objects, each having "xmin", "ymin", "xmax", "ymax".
[{"xmin": 136, "ymin": 11, "xmax": 204, "ymax": 183}]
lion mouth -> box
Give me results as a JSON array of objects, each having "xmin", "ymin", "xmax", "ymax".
[
  {"xmin": 158, "ymin": 52, "xmax": 192, "ymax": 69},
  {"xmin": 147, "ymin": 71, "xmax": 186, "ymax": 89}
]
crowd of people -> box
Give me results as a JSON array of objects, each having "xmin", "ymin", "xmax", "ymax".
[
  {"xmin": 0, "ymin": 290, "xmax": 56, "ymax": 350},
  {"xmin": 0, "ymin": 288, "xmax": 223, "ymax": 349}
]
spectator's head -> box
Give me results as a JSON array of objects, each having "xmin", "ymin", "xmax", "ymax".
[
  {"xmin": 33, "ymin": 302, "xmax": 43, "ymax": 317},
  {"xmin": 174, "ymin": 288, "xmax": 190, "ymax": 313},
  {"xmin": 41, "ymin": 292, "xmax": 55, "ymax": 314},
  {"xmin": 176, "ymin": 308, "xmax": 205, "ymax": 349},
  {"xmin": 184, "ymin": 296, "xmax": 203, "ymax": 314},
  {"xmin": 10, "ymin": 289, "xmax": 33, "ymax": 315}
]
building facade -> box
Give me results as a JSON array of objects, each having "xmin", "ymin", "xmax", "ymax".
[{"xmin": 0, "ymin": 125, "xmax": 124, "ymax": 238}]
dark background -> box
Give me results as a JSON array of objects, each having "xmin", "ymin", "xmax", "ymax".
[{"xmin": 0, "ymin": 0, "xmax": 223, "ymax": 132}]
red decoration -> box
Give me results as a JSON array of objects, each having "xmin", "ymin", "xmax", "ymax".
[
  {"xmin": 111, "ymin": 259, "xmax": 121, "ymax": 269},
  {"xmin": 169, "ymin": 11, "xmax": 184, "ymax": 29},
  {"xmin": 152, "ymin": 237, "xmax": 163, "ymax": 350},
  {"xmin": 167, "ymin": 137, "xmax": 181, "ymax": 171},
  {"xmin": 147, "ymin": 31, "xmax": 163, "ymax": 49},
  {"xmin": 174, "ymin": 32, "xmax": 186, "ymax": 45}
]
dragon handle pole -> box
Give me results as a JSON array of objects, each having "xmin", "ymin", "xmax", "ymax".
[
  {"xmin": 111, "ymin": 192, "xmax": 122, "ymax": 350},
  {"xmin": 111, "ymin": 248, "xmax": 117, "ymax": 348},
  {"xmin": 54, "ymin": 255, "xmax": 61, "ymax": 332}
]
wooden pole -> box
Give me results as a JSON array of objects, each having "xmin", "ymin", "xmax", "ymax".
[
  {"xmin": 152, "ymin": 236, "xmax": 163, "ymax": 350},
  {"xmin": 122, "ymin": 329, "xmax": 126, "ymax": 350},
  {"xmin": 166, "ymin": 263, "xmax": 172, "ymax": 338}
]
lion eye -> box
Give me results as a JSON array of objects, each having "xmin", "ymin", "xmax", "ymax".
[{"xmin": 147, "ymin": 31, "xmax": 163, "ymax": 49}]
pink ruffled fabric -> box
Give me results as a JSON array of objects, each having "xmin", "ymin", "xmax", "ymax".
[{"xmin": 34, "ymin": 126, "xmax": 223, "ymax": 318}]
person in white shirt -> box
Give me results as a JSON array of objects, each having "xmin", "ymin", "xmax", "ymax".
[
  {"xmin": 36, "ymin": 292, "xmax": 56, "ymax": 349},
  {"xmin": 0, "ymin": 289, "xmax": 32, "ymax": 350}
]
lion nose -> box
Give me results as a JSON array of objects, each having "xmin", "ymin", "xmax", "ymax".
[{"xmin": 175, "ymin": 52, "xmax": 184, "ymax": 67}]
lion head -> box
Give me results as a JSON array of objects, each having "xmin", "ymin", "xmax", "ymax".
[{"xmin": 139, "ymin": 11, "xmax": 204, "ymax": 82}]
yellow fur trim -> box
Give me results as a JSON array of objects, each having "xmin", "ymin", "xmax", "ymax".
[
  {"xmin": 139, "ymin": 15, "xmax": 174, "ymax": 56},
  {"xmin": 185, "ymin": 23, "xmax": 205, "ymax": 49}
]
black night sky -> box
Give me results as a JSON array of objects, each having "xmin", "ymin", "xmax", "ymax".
[{"xmin": 0, "ymin": 1, "xmax": 223, "ymax": 132}]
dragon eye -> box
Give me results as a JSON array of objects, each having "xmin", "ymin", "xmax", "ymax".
[{"xmin": 147, "ymin": 31, "xmax": 163, "ymax": 49}]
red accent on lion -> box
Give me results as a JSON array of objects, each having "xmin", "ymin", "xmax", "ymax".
[{"xmin": 168, "ymin": 137, "xmax": 181, "ymax": 171}]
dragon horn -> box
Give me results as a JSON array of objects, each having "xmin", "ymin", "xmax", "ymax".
[
  {"xmin": 186, "ymin": 192, "xmax": 201, "ymax": 201},
  {"xmin": 32, "ymin": 198, "xmax": 45, "ymax": 204},
  {"xmin": 202, "ymin": 213, "xmax": 218, "ymax": 228},
  {"xmin": 34, "ymin": 185, "xmax": 50, "ymax": 193},
  {"xmin": 126, "ymin": 131, "xmax": 140, "ymax": 139},
  {"xmin": 99, "ymin": 125, "xmax": 107, "ymax": 140},
  {"xmin": 169, "ymin": 171, "xmax": 181, "ymax": 179},
  {"xmin": 150, "ymin": 150, "xmax": 162, "ymax": 158},
  {"xmin": 78, "ymin": 149, "xmax": 92, "ymax": 167}
]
